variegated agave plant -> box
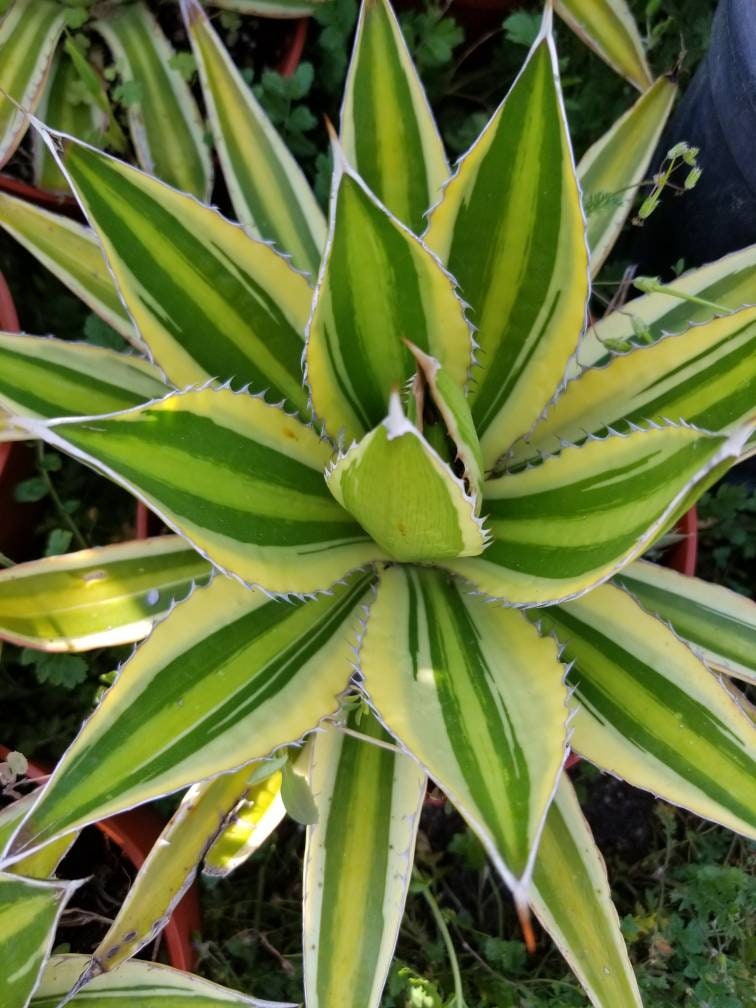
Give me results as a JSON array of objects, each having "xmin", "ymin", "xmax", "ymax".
[{"xmin": 0, "ymin": 1, "xmax": 755, "ymax": 1007}]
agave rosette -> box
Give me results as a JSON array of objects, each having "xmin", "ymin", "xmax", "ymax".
[{"xmin": 0, "ymin": 1, "xmax": 755, "ymax": 1006}]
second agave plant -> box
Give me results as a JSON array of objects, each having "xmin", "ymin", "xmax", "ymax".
[{"xmin": 0, "ymin": 1, "xmax": 754, "ymax": 1007}]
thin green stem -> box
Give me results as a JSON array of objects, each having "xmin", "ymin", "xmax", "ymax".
[
  {"xmin": 415, "ymin": 871, "xmax": 467, "ymax": 1008},
  {"xmin": 34, "ymin": 442, "xmax": 88, "ymax": 550}
]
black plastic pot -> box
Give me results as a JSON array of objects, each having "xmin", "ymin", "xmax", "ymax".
[{"xmin": 634, "ymin": 0, "xmax": 756, "ymax": 274}]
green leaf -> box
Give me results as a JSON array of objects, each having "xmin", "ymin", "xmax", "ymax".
[
  {"xmin": 182, "ymin": 0, "xmax": 325, "ymax": 278},
  {"xmin": 541, "ymin": 582, "xmax": 756, "ymax": 838},
  {"xmin": 38, "ymin": 133, "xmax": 311, "ymax": 409},
  {"xmin": 0, "ymin": 536, "xmax": 210, "ymax": 652},
  {"xmin": 446, "ymin": 423, "xmax": 753, "ymax": 605},
  {"xmin": 340, "ymin": 0, "xmax": 448, "ymax": 232},
  {"xmin": 21, "ymin": 651, "xmax": 89, "ymax": 689},
  {"xmin": 361, "ymin": 566, "xmax": 567, "ymax": 901},
  {"xmin": 424, "ymin": 11, "xmax": 588, "ymax": 469},
  {"xmin": 303, "ymin": 712, "xmax": 426, "ymax": 1008},
  {"xmin": 32, "ymin": 954, "xmax": 292, "ymax": 1007},
  {"xmin": 0, "ymin": 0, "xmax": 65, "ymax": 168},
  {"xmin": 0, "ymin": 873, "xmax": 81, "ymax": 1008},
  {"xmin": 0, "ymin": 193, "xmax": 139, "ymax": 348},
  {"xmin": 280, "ymin": 753, "xmax": 319, "ymax": 826},
  {"xmin": 579, "ymin": 75, "xmax": 677, "ymax": 275},
  {"xmin": 532, "ymin": 776, "xmax": 643, "ymax": 1008},
  {"xmin": 94, "ymin": 3, "xmax": 212, "ymax": 199},
  {"xmin": 4, "ymin": 570, "xmax": 373, "ymax": 861},
  {"xmin": 512, "ymin": 305, "xmax": 756, "ymax": 464},
  {"xmin": 19, "ymin": 388, "xmax": 384, "ymax": 595},
  {"xmin": 0, "ymin": 332, "xmax": 168, "ymax": 426},
  {"xmin": 326, "ymin": 391, "xmax": 486, "ymax": 562},
  {"xmin": 555, "ymin": 0, "xmax": 653, "ymax": 92},
  {"xmin": 306, "ymin": 157, "xmax": 473, "ymax": 444},
  {"xmin": 615, "ymin": 560, "xmax": 756, "ymax": 686}
]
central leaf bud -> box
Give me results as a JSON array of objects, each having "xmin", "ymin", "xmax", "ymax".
[{"xmin": 325, "ymin": 390, "xmax": 487, "ymax": 563}]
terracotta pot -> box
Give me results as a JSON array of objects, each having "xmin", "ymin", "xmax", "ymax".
[{"xmin": 0, "ymin": 745, "xmax": 200, "ymax": 972}]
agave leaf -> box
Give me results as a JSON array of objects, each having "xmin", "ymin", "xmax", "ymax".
[
  {"xmin": 36, "ymin": 132, "xmax": 311, "ymax": 409},
  {"xmin": 616, "ymin": 560, "xmax": 756, "ymax": 685},
  {"xmin": 85, "ymin": 766, "xmax": 254, "ymax": 978},
  {"xmin": 575, "ymin": 244, "xmax": 756, "ymax": 372},
  {"xmin": 182, "ymin": 0, "xmax": 325, "ymax": 277},
  {"xmin": 303, "ymin": 712, "xmax": 426, "ymax": 1008},
  {"xmin": 16, "ymin": 388, "xmax": 384, "ymax": 595},
  {"xmin": 0, "ymin": 193, "xmax": 139, "ymax": 348},
  {"xmin": 0, "ymin": 537, "xmax": 211, "ymax": 652},
  {"xmin": 555, "ymin": 0, "xmax": 653, "ymax": 92},
  {"xmin": 361, "ymin": 566, "xmax": 568, "ymax": 902},
  {"xmin": 0, "ymin": 795, "xmax": 76, "ymax": 880},
  {"xmin": 0, "ymin": 873, "xmax": 82, "ymax": 1008},
  {"xmin": 0, "ymin": 0, "xmax": 64, "ymax": 169},
  {"xmin": 306, "ymin": 153, "xmax": 473, "ymax": 444},
  {"xmin": 32, "ymin": 954, "xmax": 292, "ymax": 1008},
  {"xmin": 3, "ymin": 571, "xmax": 373, "ymax": 862},
  {"xmin": 326, "ymin": 392, "xmax": 486, "ymax": 561},
  {"xmin": 579, "ymin": 75, "xmax": 677, "ymax": 275},
  {"xmin": 32, "ymin": 51, "xmax": 104, "ymax": 195},
  {"xmin": 512, "ymin": 305, "xmax": 756, "ymax": 463},
  {"xmin": 94, "ymin": 2, "xmax": 212, "ymax": 200},
  {"xmin": 541, "ymin": 582, "xmax": 756, "ymax": 837},
  {"xmin": 0, "ymin": 332, "xmax": 167, "ymax": 424},
  {"xmin": 340, "ymin": 0, "xmax": 448, "ymax": 233},
  {"xmin": 210, "ymin": 0, "xmax": 327, "ymax": 14},
  {"xmin": 446, "ymin": 423, "xmax": 754, "ymax": 605},
  {"xmin": 203, "ymin": 768, "xmax": 286, "ymax": 877},
  {"xmin": 424, "ymin": 10, "xmax": 588, "ymax": 469},
  {"xmin": 532, "ymin": 776, "xmax": 642, "ymax": 1008}
]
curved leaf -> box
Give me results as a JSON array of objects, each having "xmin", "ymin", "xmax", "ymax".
[
  {"xmin": 555, "ymin": 0, "xmax": 653, "ymax": 92},
  {"xmin": 306, "ymin": 158, "xmax": 472, "ymax": 443},
  {"xmin": 203, "ymin": 768, "xmax": 286, "ymax": 877},
  {"xmin": 541, "ymin": 583, "xmax": 756, "ymax": 837},
  {"xmin": 616, "ymin": 560, "xmax": 756, "ymax": 685},
  {"xmin": 19, "ymin": 388, "xmax": 383, "ymax": 595},
  {"xmin": 4, "ymin": 571, "xmax": 373, "ymax": 861},
  {"xmin": 446, "ymin": 424, "xmax": 752, "ymax": 605},
  {"xmin": 303, "ymin": 712, "xmax": 426, "ymax": 1008},
  {"xmin": 340, "ymin": 0, "xmax": 448, "ymax": 233},
  {"xmin": 0, "ymin": 536, "xmax": 210, "ymax": 652},
  {"xmin": 424, "ymin": 12, "xmax": 588, "ymax": 469},
  {"xmin": 361, "ymin": 566, "xmax": 567, "ymax": 900},
  {"xmin": 94, "ymin": 3, "xmax": 212, "ymax": 199}
]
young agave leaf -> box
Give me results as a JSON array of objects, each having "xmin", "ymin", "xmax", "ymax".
[
  {"xmin": 306, "ymin": 156, "xmax": 472, "ymax": 444},
  {"xmin": 0, "ymin": 795, "xmax": 76, "ymax": 880},
  {"xmin": 0, "ymin": 873, "xmax": 82, "ymax": 1008},
  {"xmin": 32, "ymin": 52, "xmax": 104, "ymax": 194},
  {"xmin": 3, "ymin": 571, "xmax": 372, "ymax": 860},
  {"xmin": 32, "ymin": 954, "xmax": 292, "ymax": 1008},
  {"xmin": 340, "ymin": 0, "xmax": 448, "ymax": 233},
  {"xmin": 361, "ymin": 566, "xmax": 568, "ymax": 903},
  {"xmin": 0, "ymin": 0, "xmax": 64, "ymax": 169},
  {"xmin": 38, "ymin": 134, "xmax": 311, "ymax": 408},
  {"xmin": 0, "ymin": 537, "xmax": 211, "ymax": 652},
  {"xmin": 0, "ymin": 333, "xmax": 167, "ymax": 424},
  {"xmin": 447, "ymin": 423, "xmax": 754, "ymax": 605},
  {"xmin": 424, "ymin": 10, "xmax": 588, "ymax": 469},
  {"xmin": 182, "ymin": 0, "xmax": 325, "ymax": 277},
  {"xmin": 18, "ymin": 388, "xmax": 384, "ymax": 595},
  {"xmin": 512, "ymin": 305, "xmax": 756, "ymax": 463},
  {"xmin": 0, "ymin": 194, "xmax": 138, "ymax": 347},
  {"xmin": 554, "ymin": 0, "xmax": 653, "ymax": 92},
  {"xmin": 616, "ymin": 560, "xmax": 756, "ymax": 685},
  {"xmin": 93, "ymin": 3, "xmax": 212, "ymax": 200},
  {"xmin": 579, "ymin": 76, "xmax": 677, "ymax": 275},
  {"xmin": 326, "ymin": 392, "xmax": 486, "ymax": 561},
  {"xmin": 575, "ymin": 244, "xmax": 756, "ymax": 372},
  {"xmin": 303, "ymin": 713, "xmax": 426, "ymax": 1008},
  {"xmin": 203, "ymin": 768, "xmax": 286, "ymax": 877},
  {"xmin": 542, "ymin": 583, "xmax": 756, "ymax": 837},
  {"xmin": 85, "ymin": 766, "xmax": 254, "ymax": 980},
  {"xmin": 532, "ymin": 776, "xmax": 642, "ymax": 1008},
  {"xmin": 211, "ymin": 0, "xmax": 326, "ymax": 14}
]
